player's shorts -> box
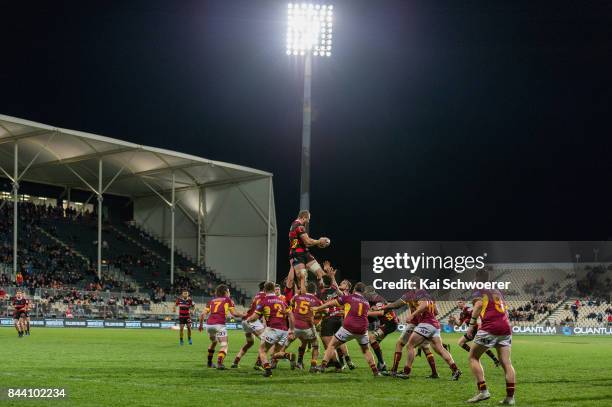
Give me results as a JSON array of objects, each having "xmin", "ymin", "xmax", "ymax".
[
  {"xmin": 334, "ymin": 326, "xmax": 369, "ymax": 346},
  {"xmin": 321, "ymin": 316, "xmax": 343, "ymax": 337},
  {"xmin": 290, "ymin": 252, "xmax": 315, "ymax": 267},
  {"xmin": 473, "ymin": 330, "xmax": 512, "ymax": 348},
  {"xmin": 178, "ymin": 316, "xmax": 191, "ymax": 325},
  {"xmin": 373, "ymin": 321, "xmax": 398, "ymax": 341},
  {"xmin": 399, "ymin": 323, "xmax": 416, "ymax": 343},
  {"xmin": 294, "ymin": 327, "xmax": 317, "ymax": 341},
  {"xmin": 262, "ymin": 327, "xmax": 289, "ymax": 347},
  {"xmin": 206, "ymin": 324, "xmax": 228, "ymax": 340},
  {"xmin": 414, "ymin": 323, "xmax": 441, "ymax": 340},
  {"xmin": 13, "ymin": 311, "xmax": 26, "ymax": 320},
  {"xmin": 242, "ymin": 318, "xmax": 265, "ymax": 334},
  {"xmin": 368, "ymin": 320, "xmax": 380, "ymax": 332}
]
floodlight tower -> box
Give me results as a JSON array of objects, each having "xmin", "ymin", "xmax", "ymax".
[{"xmin": 287, "ymin": 3, "xmax": 333, "ymax": 211}]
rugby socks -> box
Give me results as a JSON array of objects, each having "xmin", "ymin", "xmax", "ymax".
[
  {"xmin": 486, "ymin": 350, "xmax": 499, "ymax": 363},
  {"xmin": 344, "ymin": 355, "xmax": 352, "ymax": 365},
  {"xmin": 217, "ymin": 351, "xmax": 226, "ymax": 366},
  {"xmin": 207, "ymin": 346, "xmax": 215, "ymax": 366},
  {"xmin": 478, "ymin": 381, "xmax": 487, "ymax": 392},
  {"xmin": 264, "ymin": 362, "xmax": 271, "ymax": 370},
  {"xmin": 371, "ymin": 341, "xmax": 385, "ymax": 365},
  {"xmin": 506, "ymin": 382, "xmax": 515, "ymax": 397},
  {"xmin": 336, "ymin": 348, "xmax": 345, "ymax": 365},
  {"xmin": 321, "ymin": 359, "xmax": 328, "ymax": 369},
  {"xmin": 450, "ymin": 363, "xmax": 459, "ymax": 373},
  {"xmin": 424, "ymin": 350, "xmax": 437, "ymax": 376},
  {"xmin": 369, "ymin": 362, "xmax": 379, "ymax": 376},
  {"xmin": 461, "ymin": 343, "xmax": 471, "ymax": 352},
  {"xmin": 298, "ymin": 344, "xmax": 307, "ymax": 364},
  {"xmin": 392, "ymin": 351, "xmax": 402, "ymax": 373},
  {"xmin": 402, "ymin": 366, "xmax": 412, "ymax": 376},
  {"xmin": 310, "ymin": 360, "xmax": 318, "ymax": 367}
]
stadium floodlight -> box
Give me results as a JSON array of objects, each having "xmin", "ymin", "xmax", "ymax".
[
  {"xmin": 286, "ymin": 3, "xmax": 333, "ymax": 57},
  {"xmin": 287, "ymin": 3, "xmax": 334, "ymax": 210}
]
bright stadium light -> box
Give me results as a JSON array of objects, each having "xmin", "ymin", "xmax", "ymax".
[
  {"xmin": 287, "ymin": 3, "xmax": 334, "ymax": 211},
  {"xmin": 286, "ymin": 2, "xmax": 333, "ymax": 57}
]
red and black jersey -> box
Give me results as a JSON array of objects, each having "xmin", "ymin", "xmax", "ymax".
[
  {"xmin": 318, "ymin": 287, "xmax": 343, "ymax": 318},
  {"xmin": 458, "ymin": 305, "xmax": 473, "ymax": 326},
  {"xmin": 13, "ymin": 297, "xmax": 27, "ymax": 312},
  {"xmin": 289, "ymin": 219, "xmax": 308, "ymax": 256},
  {"xmin": 367, "ymin": 293, "xmax": 398, "ymax": 325},
  {"xmin": 175, "ymin": 298, "xmax": 193, "ymax": 318}
]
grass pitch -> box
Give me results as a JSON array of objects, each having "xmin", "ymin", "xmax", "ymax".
[{"xmin": 2, "ymin": 328, "xmax": 611, "ymax": 406}]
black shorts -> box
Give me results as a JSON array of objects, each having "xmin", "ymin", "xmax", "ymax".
[
  {"xmin": 13, "ymin": 311, "xmax": 26, "ymax": 320},
  {"xmin": 321, "ymin": 316, "xmax": 343, "ymax": 337},
  {"xmin": 290, "ymin": 252, "xmax": 315, "ymax": 267},
  {"xmin": 179, "ymin": 316, "xmax": 191, "ymax": 325}
]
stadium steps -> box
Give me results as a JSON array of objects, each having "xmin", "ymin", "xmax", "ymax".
[{"xmin": 35, "ymin": 225, "xmax": 91, "ymax": 267}]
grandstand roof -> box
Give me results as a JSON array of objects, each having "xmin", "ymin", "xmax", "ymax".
[{"xmin": 0, "ymin": 114, "xmax": 272, "ymax": 198}]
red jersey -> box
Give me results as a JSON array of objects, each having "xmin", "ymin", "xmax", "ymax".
[
  {"xmin": 255, "ymin": 294, "xmax": 291, "ymax": 330},
  {"xmin": 13, "ymin": 297, "xmax": 28, "ymax": 317},
  {"xmin": 473, "ymin": 289, "xmax": 511, "ymax": 336},
  {"xmin": 289, "ymin": 219, "xmax": 308, "ymax": 256},
  {"xmin": 246, "ymin": 291, "xmax": 266, "ymax": 318},
  {"xmin": 413, "ymin": 290, "xmax": 440, "ymax": 329},
  {"xmin": 337, "ymin": 293, "xmax": 370, "ymax": 335},
  {"xmin": 291, "ymin": 293, "xmax": 322, "ymax": 329},
  {"xmin": 206, "ymin": 296, "xmax": 235, "ymax": 325},
  {"xmin": 283, "ymin": 287, "xmax": 294, "ymax": 304},
  {"xmin": 319, "ymin": 287, "xmax": 343, "ymax": 317},
  {"xmin": 175, "ymin": 298, "xmax": 193, "ymax": 318}
]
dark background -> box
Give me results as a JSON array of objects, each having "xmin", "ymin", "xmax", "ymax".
[{"xmin": 1, "ymin": 0, "xmax": 611, "ymax": 282}]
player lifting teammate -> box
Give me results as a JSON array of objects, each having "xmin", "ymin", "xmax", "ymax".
[
  {"xmin": 288, "ymin": 278, "xmax": 322, "ymax": 372},
  {"xmin": 199, "ymin": 284, "xmax": 244, "ymax": 370},
  {"xmin": 313, "ymin": 282, "xmax": 381, "ymax": 377},
  {"xmin": 449, "ymin": 298, "xmax": 500, "ymax": 367},
  {"xmin": 173, "ymin": 290, "xmax": 194, "ymax": 345},
  {"xmin": 466, "ymin": 289, "xmax": 516, "ymax": 405},
  {"xmin": 288, "ymin": 210, "xmax": 330, "ymax": 289},
  {"xmin": 246, "ymin": 281, "xmax": 296, "ymax": 377}
]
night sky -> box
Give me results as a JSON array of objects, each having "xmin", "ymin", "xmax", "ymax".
[{"xmin": 2, "ymin": 0, "xmax": 611, "ymax": 281}]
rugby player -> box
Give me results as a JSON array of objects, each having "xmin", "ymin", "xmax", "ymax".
[
  {"xmin": 380, "ymin": 290, "xmax": 441, "ymax": 379},
  {"xmin": 319, "ymin": 264, "xmax": 355, "ymax": 370},
  {"xmin": 385, "ymin": 290, "xmax": 461, "ymax": 380},
  {"xmin": 198, "ymin": 284, "xmax": 244, "ymax": 370},
  {"xmin": 465, "ymin": 289, "xmax": 516, "ymax": 404},
  {"xmin": 173, "ymin": 290, "xmax": 194, "ymax": 345},
  {"xmin": 450, "ymin": 299, "xmax": 500, "ymax": 367},
  {"xmin": 231, "ymin": 281, "xmax": 266, "ymax": 369},
  {"xmin": 289, "ymin": 280, "xmax": 322, "ymax": 372},
  {"xmin": 288, "ymin": 210, "xmax": 329, "ymax": 289},
  {"xmin": 246, "ymin": 281, "xmax": 296, "ymax": 377},
  {"xmin": 12, "ymin": 290, "xmax": 28, "ymax": 337},
  {"xmin": 363, "ymin": 286, "xmax": 398, "ymax": 371},
  {"xmin": 313, "ymin": 282, "xmax": 381, "ymax": 377}
]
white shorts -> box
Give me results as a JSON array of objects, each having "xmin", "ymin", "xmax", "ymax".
[
  {"xmin": 206, "ymin": 324, "xmax": 227, "ymax": 340},
  {"xmin": 262, "ymin": 327, "xmax": 289, "ymax": 347},
  {"xmin": 294, "ymin": 327, "xmax": 317, "ymax": 341},
  {"xmin": 474, "ymin": 330, "xmax": 512, "ymax": 348},
  {"xmin": 334, "ymin": 326, "xmax": 369, "ymax": 346},
  {"xmin": 242, "ymin": 319, "xmax": 264, "ymax": 334},
  {"xmin": 414, "ymin": 323, "xmax": 441, "ymax": 339},
  {"xmin": 399, "ymin": 323, "xmax": 416, "ymax": 343}
]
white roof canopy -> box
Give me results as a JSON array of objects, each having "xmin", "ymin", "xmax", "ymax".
[{"xmin": 0, "ymin": 114, "xmax": 272, "ymax": 198}]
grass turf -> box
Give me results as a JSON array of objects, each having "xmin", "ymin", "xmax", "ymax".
[{"xmin": 1, "ymin": 328, "xmax": 611, "ymax": 406}]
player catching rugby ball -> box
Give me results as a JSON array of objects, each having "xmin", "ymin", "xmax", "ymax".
[{"xmin": 287, "ymin": 210, "xmax": 330, "ymax": 289}]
